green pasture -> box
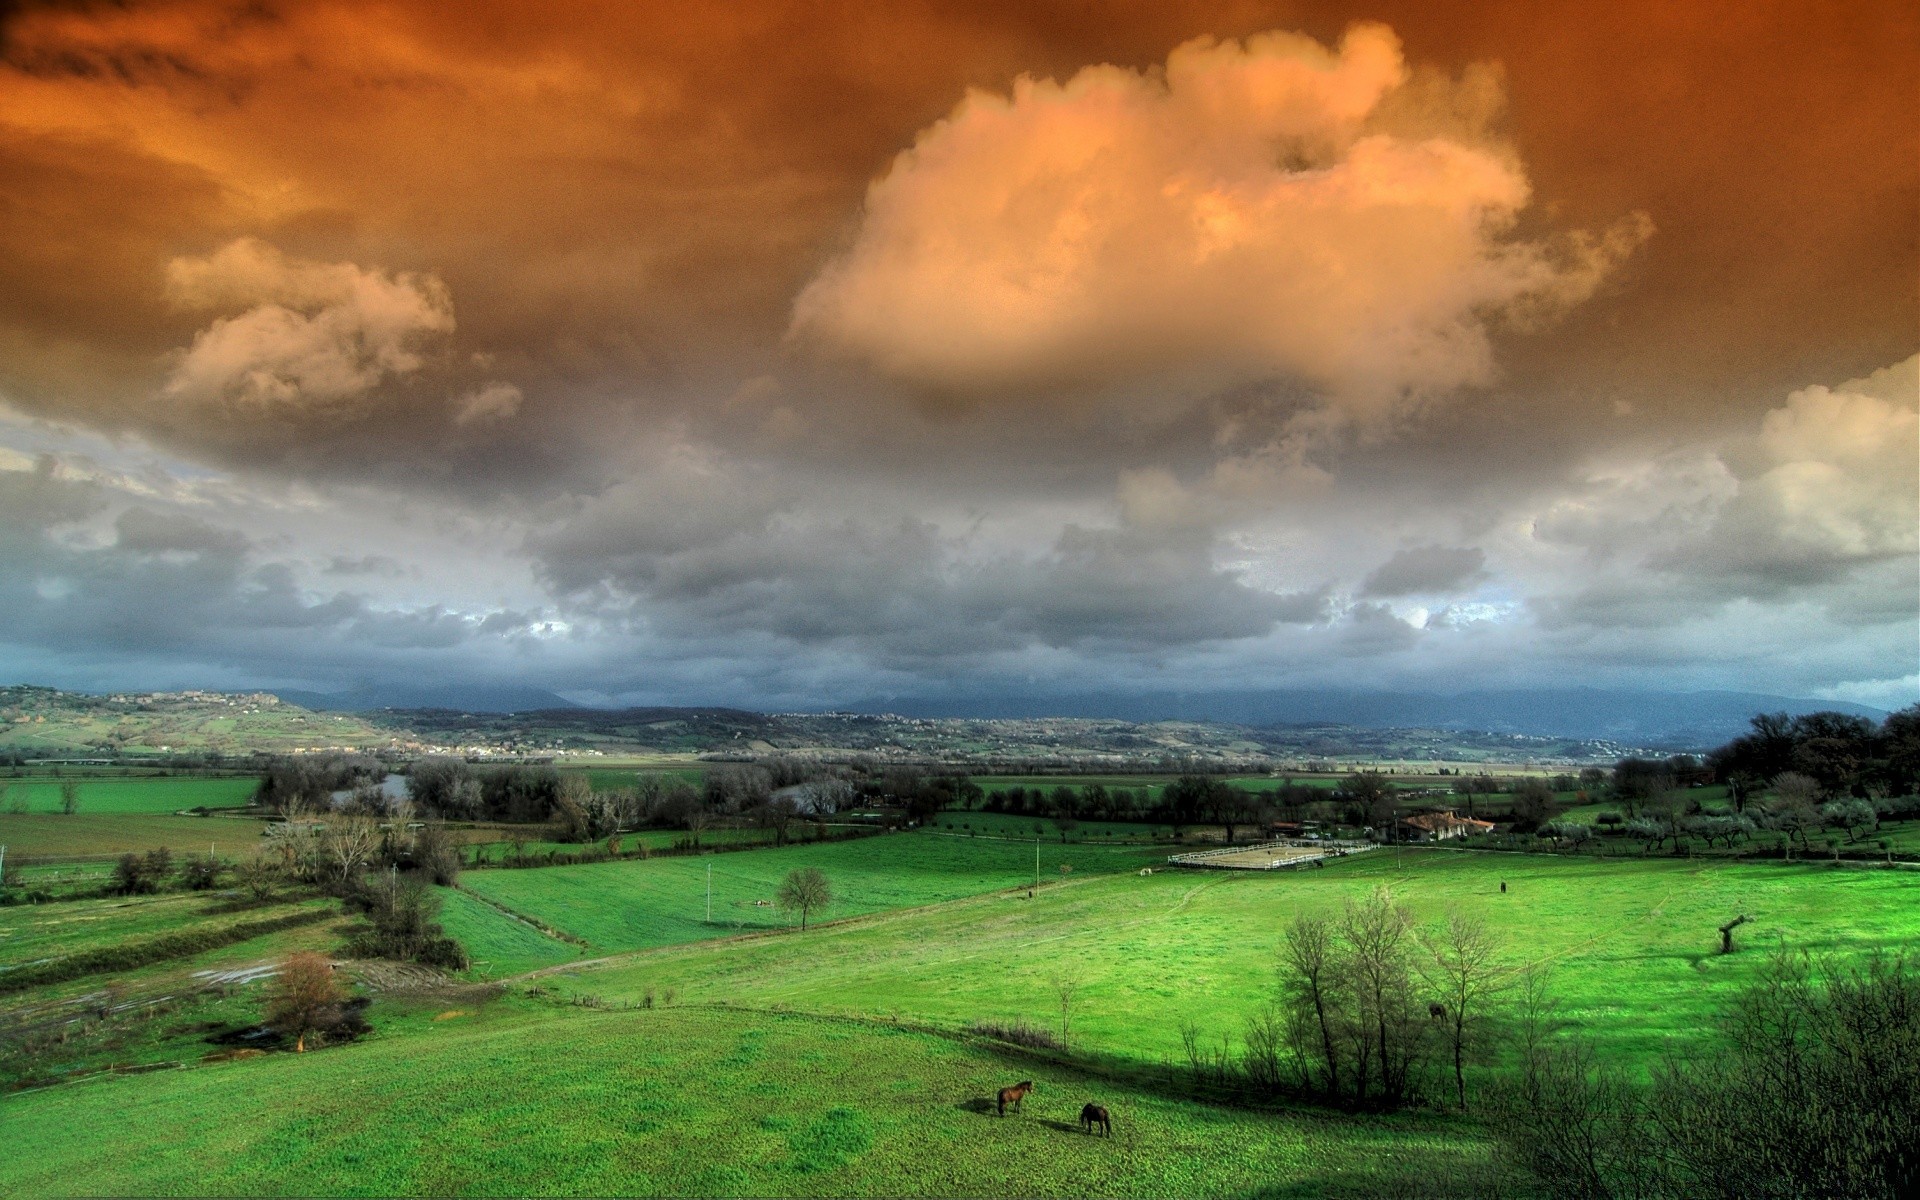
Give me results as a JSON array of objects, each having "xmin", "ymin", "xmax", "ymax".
[
  {"xmin": 0, "ymin": 1005, "xmax": 1489, "ymax": 1198},
  {"xmin": 0, "ymin": 776, "xmax": 256, "ymax": 815},
  {"xmin": 455, "ymin": 833, "xmax": 1163, "ymax": 955},
  {"xmin": 0, "ymin": 813, "xmax": 271, "ymax": 859},
  {"xmin": 566, "ymin": 846, "xmax": 1920, "ymax": 1078},
  {"xmin": 0, "ymin": 891, "xmax": 324, "ymax": 971},
  {"xmin": 437, "ymin": 887, "xmax": 581, "ymax": 977}
]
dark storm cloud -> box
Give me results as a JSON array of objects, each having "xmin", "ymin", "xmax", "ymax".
[
  {"xmin": 1361, "ymin": 545, "xmax": 1487, "ymax": 597},
  {"xmin": 0, "ymin": 1, "xmax": 1911, "ymax": 707}
]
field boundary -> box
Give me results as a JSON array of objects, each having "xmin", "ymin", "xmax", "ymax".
[
  {"xmin": 1168, "ymin": 839, "xmax": 1373, "ymax": 870},
  {"xmin": 0, "ymin": 906, "xmax": 335, "ymax": 994}
]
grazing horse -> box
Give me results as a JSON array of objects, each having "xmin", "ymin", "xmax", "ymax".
[
  {"xmin": 997, "ymin": 1080, "xmax": 1033, "ymax": 1116},
  {"xmin": 1079, "ymin": 1103, "xmax": 1112, "ymax": 1136}
]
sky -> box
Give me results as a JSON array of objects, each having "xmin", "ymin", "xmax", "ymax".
[{"xmin": 0, "ymin": 0, "xmax": 1915, "ymax": 711}]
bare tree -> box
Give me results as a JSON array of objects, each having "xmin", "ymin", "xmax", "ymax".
[
  {"xmin": 1421, "ymin": 911, "xmax": 1508, "ymax": 1110},
  {"xmin": 1279, "ymin": 913, "xmax": 1343, "ymax": 1098},
  {"xmin": 1340, "ymin": 887, "xmax": 1425, "ymax": 1104},
  {"xmin": 1051, "ymin": 969, "xmax": 1080, "ymax": 1047},
  {"xmin": 321, "ymin": 815, "xmax": 381, "ymax": 887},
  {"xmin": 776, "ymin": 867, "xmax": 832, "ymax": 931}
]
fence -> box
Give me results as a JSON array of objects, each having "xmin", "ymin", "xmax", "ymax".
[{"xmin": 1167, "ymin": 838, "xmax": 1373, "ymax": 871}]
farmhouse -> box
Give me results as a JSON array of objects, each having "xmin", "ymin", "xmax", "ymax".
[{"xmin": 1399, "ymin": 810, "xmax": 1495, "ymax": 842}]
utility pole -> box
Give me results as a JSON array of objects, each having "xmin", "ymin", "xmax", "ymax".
[
  {"xmin": 706, "ymin": 861, "xmax": 712, "ymax": 923},
  {"xmin": 1034, "ymin": 832, "xmax": 1040, "ymax": 887}
]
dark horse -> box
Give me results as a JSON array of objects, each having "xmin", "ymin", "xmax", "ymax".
[
  {"xmin": 1079, "ymin": 1103, "xmax": 1112, "ymax": 1136},
  {"xmin": 997, "ymin": 1080, "xmax": 1033, "ymax": 1116}
]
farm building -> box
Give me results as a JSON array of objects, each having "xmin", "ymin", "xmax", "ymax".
[{"xmin": 1398, "ymin": 810, "xmax": 1495, "ymax": 842}]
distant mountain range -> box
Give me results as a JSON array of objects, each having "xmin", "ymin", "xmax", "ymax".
[
  {"xmin": 269, "ymin": 683, "xmax": 1891, "ymax": 746},
  {"xmin": 272, "ymin": 685, "xmax": 581, "ymax": 714},
  {"xmin": 841, "ymin": 689, "xmax": 1891, "ymax": 747}
]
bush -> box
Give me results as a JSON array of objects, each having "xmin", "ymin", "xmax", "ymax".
[
  {"xmin": 112, "ymin": 847, "xmax": 174, "ymax": 895},
  {"xmin": 178, "ymin": 854, "xmax": 222, "ymax": 891},
  {"xmin": 967, "ymin": 1019, "xmax": 1064, "ymax": 1050},
  {"xmin": 342, "ymin": 870, "xmax": 468, "ymax": 968}
]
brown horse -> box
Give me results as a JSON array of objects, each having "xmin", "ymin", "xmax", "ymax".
[
  {"xmin": 1079, "ymin": 1103, "xmax": 1112, "ymax": 1136},
  {"xmin": 997, "ymin": 1080, "xmax": 1033, "ymax": 1116}
]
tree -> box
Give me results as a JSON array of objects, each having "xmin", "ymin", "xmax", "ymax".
[
  {"xmin": 1510, "ymin": 778, "xmax": 1558, "ymax": 831},
  {"xmin": 234, "ymin": 846, "xmax": 280, "ymax": 902},
  {"xmin": 59, "ymin": 779, "xmax": 80, "ymax": 815},
  {"xmin": 757, "ymin": 795, "xmax": 800, "ymax": 846},
  {"xmin": 1421, "ymin": 912, "xmax": 1507, "ymax": 1111},
  {"xmin": 321, "ymin": 815, "xmax": 381, "ymax": 888},
  {"xmin": 410, "ymin": 821, "xmax": 461, "ymax": 885},
  {"xmin": 1280, "ymin": 913, "xmax": 1344, "ymax": 1099},
  {"xmin": 776, "ymin": 867, "xmax": 832, "ymax": 931},
  {"xmin": 1051, "ymin": 969, "xmax": 1080, "ymax": 1047},
  {"xmin": 548, "ymin": 777, "xmax": 592, "ymax": 843},
  {"xmin": 178, "ymin": 853, "xmax": 222, "ymax": 890},
  {"xmin": 1053, "ymin": 816, "xmax": 1079, "ymax": 843},
  {"xmin": 264, "ymin": 951, "xmax": 345, "ymax": 1052}
]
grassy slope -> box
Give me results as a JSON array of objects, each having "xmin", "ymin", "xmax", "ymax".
[
  {"xmin": 0, "ymin": 1005, "xmax": 1487, "ymax": 1198},
  {"xmin": 436, "ymin": 887, "xmax": 581, "ymax": 977},
  {"xmin": 456, "ymin": 833, "xmax": 1163, "ymax": 953},
  {"xmin": 561, "ymin": 846, "xmax": 1920, "ymax": 1076}
]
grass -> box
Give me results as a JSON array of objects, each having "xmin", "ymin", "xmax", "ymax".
[
  {"xmin": 0, "ymin": 813, "xmax": 270, "ymax": 859},
  {"xmin": 436, "ymin": 887, "xmax": 581, "ymax": 977},
  {"xmin": 0, "ymin": 776, "xmax": 257, "ymax": 815},
  {"xmin": 0, "ymin": 1004, "xmax": 1491, "ymax": 1197},
  {"xmin": 455, "ymin": 832, "xmax": 1163, "ymax": 955},
  {"xmin": 931, "ymin": 812, "xmax": 1185, "ymax": 841},
  {"xmin": 0, "ymin": 892, "xmax": 325, "ymax": 971},
  {"xmin": 566, "ymin": 845, "xmax": 1920, "ymax": 1078}
]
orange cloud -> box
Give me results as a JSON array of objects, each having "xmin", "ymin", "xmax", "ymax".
[
  {"xmin": 792, "ymin": 23, "xmax": 1648, "ymax": 432},
  {"xmin": 162, "ymin": 239, "xmax": 455, "ymax": 416}
]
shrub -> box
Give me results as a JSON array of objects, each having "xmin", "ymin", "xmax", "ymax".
[
  {"xmin": 264, "ymin": 951, "xmax": 347, "ymax": 1053},
  {"xmin": 967, "ymin": 1019, "xmax": 1064, "ymax": 1050},
  {"xmin": 342, "ymin": 870, "xmax": 467, "ymax": 968},
  {"xmin": 178, "ymin": 854, "xmax": 222, "ymax": 891}
]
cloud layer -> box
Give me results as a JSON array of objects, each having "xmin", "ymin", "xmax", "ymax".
[{"xmin": 0, "ymin": 4, "xmax": 1910, "ymax": 710}]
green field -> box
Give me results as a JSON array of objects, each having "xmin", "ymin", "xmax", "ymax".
[
  {"xmin": 0, "ymin": 775, "xmax": 257, "ymax": 815},
  {"xmin": 0, "ymin": 812, "xmax": 272, "ymax": 859},
  {"xmin": 456, "ymin": 833, "xmax": 1164, "ymax": 955},
  {"xmin": 437, "ymin": 887, "xmax": 582, "ymax": 977},
  {"xmin": 545, "ymin": 847, "xmax": 1920, "ymax": 1078},
  {"xmin": 0, "ymin": 891, "xmax": 323, "ymax": 971},
  {"xmin": 5, "ymin": 813, "xmax": 1916, "ymax": 1197},
  {"xmin": 0, "ymin": 1005, "xmax": 1490, "ymax": 1197}
]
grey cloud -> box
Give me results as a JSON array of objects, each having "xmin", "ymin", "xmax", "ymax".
[
  {"xmin": 1341, "ymin": 602, "xmax": 1421, "ymax": 655},
  {"xmin": 114, "ymin": 507, "xmax": 250, "ymax": 556},
  {"xmin": 324, "ymin": 554, "xmax": 405, "ymax": 577},
  {"xmin": 1361, "ymin": 545, "xmax": 1487, "ymax": 597},
  {"xmin": 531, "ymin": 478, "xmax": 1330, "ymax": 668}
]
